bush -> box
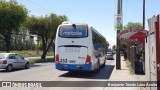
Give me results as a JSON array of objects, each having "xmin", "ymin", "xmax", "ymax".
[{"xmin": 29, "ymin": 58, "xmax": 55, "ymax": 63}]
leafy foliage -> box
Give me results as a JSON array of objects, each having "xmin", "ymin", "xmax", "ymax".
[
  {"xmin": 0, "ymin": 0, "xmax": 28, "ymax": 52},
  {"xmin": 124, "ymin": 22, "xmax": 143, "ymax": 30},
  {"xmin": 26, "ymin": 13, "xmax": 68, "ymax": 59}
]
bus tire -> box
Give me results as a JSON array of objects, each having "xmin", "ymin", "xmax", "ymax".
[
  {"xmin": 102, "ymin": 60, "xmax": 106, "ymax": 67},
  {"xmin": 94, "ymin": 61, "xmax": 100, "ymax": 73}
]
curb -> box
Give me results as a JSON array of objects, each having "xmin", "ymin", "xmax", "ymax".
[{"xmin": 103, "ymin": 64, "xmax": 116, "ymax": 90}]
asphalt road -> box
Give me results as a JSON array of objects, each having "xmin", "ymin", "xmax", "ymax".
[{"xmin": 0, "ymin": 55, "xmax": 116, "ymax": 90}]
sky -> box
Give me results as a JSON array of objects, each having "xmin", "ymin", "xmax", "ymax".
[{"xmin": 16, "ymin": 0, "xmax": 160, "ymax": 47}]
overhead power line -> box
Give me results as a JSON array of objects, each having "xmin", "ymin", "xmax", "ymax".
[
  {"xmin": 27, "ymin": 0, "xmax": 52, "ymax": 13},
  {"xmin": 21, "ymin": 0, "xmax": 51, "ymax": 15},
  {"xmin": 124, "ymin": 0, "xmax": 128, "ymax": 25}
]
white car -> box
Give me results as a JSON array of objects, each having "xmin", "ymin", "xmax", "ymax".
[{"xmin": 0, "ymin": 53, "xmax": 30, "ymax": 72}]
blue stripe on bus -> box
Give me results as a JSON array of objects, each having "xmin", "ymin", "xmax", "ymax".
[
  {"xmin": 94, "ymin": 44, "xmax": 105, "ymax": 59},
  {"xmin": 55, "ymin": 62, "xmax": 92, "ymax": 71}
]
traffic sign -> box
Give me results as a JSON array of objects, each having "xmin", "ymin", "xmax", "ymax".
[{"xmin": 114, "ymin": 14, "xmax": 123, "ymax": 31}]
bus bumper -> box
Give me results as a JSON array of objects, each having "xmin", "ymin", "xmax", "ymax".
[{"xmin": 55, "ymin": 63, "xmax": 92, "ymax": 71}]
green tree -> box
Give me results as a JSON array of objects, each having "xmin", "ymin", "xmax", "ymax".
[
  {"xmin": 26, "ymin": 14, "xmax": 68, "ymax": 59},
  {"xmin": 49, "ymin": 14, "xmax": 68, "ymax": 57},
  {"xmin": 120, "ymin": 42, "xmax": 127, "ymax": 54},
  {"xmin": 124, "ymin": 22, "xmax": 143, "ymax": 30},
  {"xmin": 0, "ymin": 0, "xmax": 28, "ymax": 52},
  {"xmin": 105, "ymin": 41, "xmax": 109, "ymax": 51}
]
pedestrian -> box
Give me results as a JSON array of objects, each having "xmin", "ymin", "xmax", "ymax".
[{"xmin": 123, "ymin": 50, "xmax": 127, "ymax": 60}]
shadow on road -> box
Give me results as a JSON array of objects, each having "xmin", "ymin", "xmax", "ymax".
[
  {"xmin": 30, "ymin": 63, "xmax": 42, "ymax": 67},
  {"xmin": 0, "ymin": 68, "xmax": 28, "ymax": 73},
  {"xmin": 106, "ymin": 59, "xmax": 115, "ymax": 60},
  {"xmin": 59, "ymin": 65, "xmax": 114, "ymax": 80},
  {"xmin": 0, "ymin": 63, "xmax": 42, "ymax": 73},
  {"xmin": 0, "ymin": 69, "xmax": 8, "ymax": 73}
]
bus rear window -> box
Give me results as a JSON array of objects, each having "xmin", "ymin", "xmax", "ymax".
[{"xmin": 59, "ymin": 25, "xmax": 88, "ymax": 38}]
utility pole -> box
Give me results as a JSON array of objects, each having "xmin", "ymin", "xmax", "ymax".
[
  {"xmin": 143, "ymin": 0, "xmax": 145, "ymax": 29},
  {"xmin": 116, "ymin": 0, "xmax": 122, "ymax": 69},
  {"xmin": 142, "ymin": 0, "xmax": 145, "ymax": 74}
]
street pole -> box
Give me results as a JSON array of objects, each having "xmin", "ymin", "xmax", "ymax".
[
  {"xmin": 143, "ymin": 0, "xmax": 145, "ymax": 29},
  {"xmin": 116, "ymin": 0, "xmax": 122, "ymax": 69},
  {"xmin": 142, "ymin": 0, "xmax": 145, "ymax": 74}
]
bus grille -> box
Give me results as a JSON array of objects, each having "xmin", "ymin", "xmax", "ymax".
[{"xmin": 65, "ymin": 47, "xmax": 80, "ymax": 52}]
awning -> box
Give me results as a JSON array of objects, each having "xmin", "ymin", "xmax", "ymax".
[{"xmin": 117, "ymin": 29, "xmax": 148, "ymax": 43}]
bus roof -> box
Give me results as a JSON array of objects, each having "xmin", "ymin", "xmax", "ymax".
[
  {"xmin": 61, "ymin": 22, "xmax": 88, "ymax": 26},
  {"xmin": 60, "ymin": 22, "xmax": 106, "ymax": 39}
]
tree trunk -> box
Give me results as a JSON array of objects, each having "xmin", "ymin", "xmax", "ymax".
[
  {"xmin": 41, "ymin": 36, "xmax": 54, "ymax": 59},
  {"xmin": 41, "ymin": 50, "xmax": 47, "ymax": 59},
  {"xmin": 6, "ymin": 40, "xmax": 11, "ymax": 53},
  {"xmin": 41, "ymin": 36, "xmax": 47, "ymax": 59},
  {"xmin": 4, "ymin": 33, "xmax": 11, "ymax": 53},
  {"xmin": 52, "ymin": 42, "xmax": 55, "ymax": 58}
]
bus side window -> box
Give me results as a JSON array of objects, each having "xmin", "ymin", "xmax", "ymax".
[{"xmin": 92, "ymin": 30, "xmax": 97, "ymax": 45}]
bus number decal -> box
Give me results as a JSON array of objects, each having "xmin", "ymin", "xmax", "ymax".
[{"xmin": 60, "ymin": 59, "xmax": 67, "ymax": 63}]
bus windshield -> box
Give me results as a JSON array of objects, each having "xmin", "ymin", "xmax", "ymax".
[{"xmin": 59, "ymin": 25, "xmax": 88, "ymax": 38}]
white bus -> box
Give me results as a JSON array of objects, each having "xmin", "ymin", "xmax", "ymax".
[{"xmin": 55, "ymin": 23, "xmax": 108, "ymax": 72}]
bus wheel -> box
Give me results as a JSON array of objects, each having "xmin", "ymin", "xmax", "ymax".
[
  {"xmin": 102, "ymin": 60, "xmax": 106, "ymax": 67},
  {"xmin": 94, "ymin": 61, "xmax": 100, "ymax": 73}
]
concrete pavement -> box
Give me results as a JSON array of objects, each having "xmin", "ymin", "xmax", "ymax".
[{"xmin": 104, "ymin": 57, "xmax": 142, "ymax": 90}]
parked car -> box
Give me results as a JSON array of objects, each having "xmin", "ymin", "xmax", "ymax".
[
  {"xmin": 106, "ymin": 52, "xmax": 114, "ymax": 60},
  {"xmin": 0, "ymin": 53, "xmax": 30, "ymax": 72},
  {"xmin": 113, "ymin": 51, "xmax": 116, "ymax": 54}
]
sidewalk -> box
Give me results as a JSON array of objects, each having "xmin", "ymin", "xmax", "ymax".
[{"xmin": 104, "ymin": 57, "xmax": 143, "ymax": 90}]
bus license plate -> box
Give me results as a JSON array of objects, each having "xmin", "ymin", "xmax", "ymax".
[{"xmin": 69, "ymin": 60, "xmax": 76, "ymax": 63}]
